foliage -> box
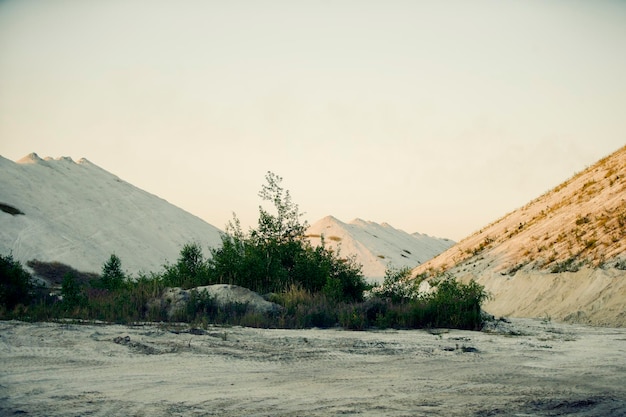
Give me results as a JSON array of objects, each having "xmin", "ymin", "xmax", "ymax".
[
  {"xmin": 61, "ymin": 272, "xmax": 86, "ymax": 310},
  {"xmin": 254, "ymin": 171, "xmax": 308, "ymax": 245},
  {"xmin": 0, "ymin": 253, "xmax": 33, "ymax": 309},
  {"xmin": 421, "ymin": 276, "xmax": 490, "ymax": 330},
  {"xmin": 100, "ymin": 254, "xmax": 126, "ymax": 290},
  {"xmin": 550, "ymin": 256, "xmax": 582, "ymax": 273},
  {"xmin": 371, "ymin": 266, "xmax": 418, "ymax": 303},
  {"xmin": 161, "ymin": 242, "xmax": 210, "ymax": 288},
  {"xmin": 3, "ymin": 252, "xmax": 489, "ymax": 330},
  {"xmin": 207, "ymin": 172, "xmax": 367, "ymax": 302}
]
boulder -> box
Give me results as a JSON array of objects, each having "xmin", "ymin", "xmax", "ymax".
[{"xmin": 151, "ymin": 284, "xmax": 283, "ymax": 320}]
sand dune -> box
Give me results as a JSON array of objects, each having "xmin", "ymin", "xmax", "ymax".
[{"xmin": 2, "ymin": 319, "xmax": 626, "ymax": 416}]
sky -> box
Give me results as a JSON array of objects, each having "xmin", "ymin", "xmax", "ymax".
[{"xmin": 0, "ymin": 0, "xmax": 624, "ymax": 241}]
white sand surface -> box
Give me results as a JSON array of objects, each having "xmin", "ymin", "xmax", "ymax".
[{"xmin": 2, "ymin": 319, "xmax": 626, "ymax": 416}]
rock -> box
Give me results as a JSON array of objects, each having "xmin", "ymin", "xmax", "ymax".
[
  {"xmin": 149, "ymin": 284, "xmax": 283, "ymax": 320},
  {"xmin": 113, "ymin": 335, "xmax": 131, "ymax": 344}
]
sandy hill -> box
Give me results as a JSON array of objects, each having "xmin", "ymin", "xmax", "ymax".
[
  {"xmin": 412, "ymin": 145, "xmax": 626, "ymax": 326},
  {"xmin": 306, "ymin": 215, "xmax": 454, "ymax": 283},
  {"xmin": 0, "ymin": 153, "xmax": 223, "ymax": 275}
]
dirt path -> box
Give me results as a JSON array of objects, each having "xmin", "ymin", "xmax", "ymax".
[{"xmin": 1, "ymin": 319, "xmax": 625, "ymax": 416}]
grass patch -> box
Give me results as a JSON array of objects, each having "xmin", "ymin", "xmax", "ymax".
[{"xmin": 551, "ymin": 257, "xmax": 583, "ymax": 273}]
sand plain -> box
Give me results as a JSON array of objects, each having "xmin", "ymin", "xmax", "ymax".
[{"xmin": 1, "ymin": 318, "xmax": 626, "ymax": 416}]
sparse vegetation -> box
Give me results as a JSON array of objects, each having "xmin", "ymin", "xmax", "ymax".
[
  {"xmin": 550, "ymin": 257, "xmax": 583, "ymax": 273},
  {"xmin": 506, "ymin": 262, "xmax": 526, "ymax": 276},
  {"xmin": 576, "ymin": 215, "xmax": 591, "ymax": 226}
]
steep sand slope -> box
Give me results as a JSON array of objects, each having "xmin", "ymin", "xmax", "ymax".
[
  {"xmin": 0, "ymin": 153, "xmax": 223, "ymax": 274},
  {"xmin": 412, "ymin": 146, "xmax": 626, "ymax": 326}
]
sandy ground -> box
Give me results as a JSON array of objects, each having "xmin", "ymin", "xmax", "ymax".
[{"xmin": 2, "ymin": 319, "xmax": 626, "ymax": 417}]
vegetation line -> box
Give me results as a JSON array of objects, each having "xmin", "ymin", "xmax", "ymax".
[{"xmin": 1, "ymin": 172, "xmax": 489, "ymax": 331}]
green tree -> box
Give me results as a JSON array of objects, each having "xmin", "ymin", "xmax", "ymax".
[
  {"xmin": 207, "ymin": 172, "xmax": 367, "ymax": 301},
  {"xmin": 61, "ymin": 272, "xmax": 85, "ymax": 309},
  {"xmin": 373, "ymin": 266, "xmax": 418, "ymax": 303},
  {"xmin": 162, "ymin": 242, "xmax": 209, "ymax": 288},
  {"xmin": 0, "ymin": 253, "xmax": 32, "ymax": 309},
  {"xmin": 254, "ymin": 171, "xmax": 308, "ymax": 245},
  {"xmin": 101, "ymin": 254, "xmax": 125, "ymax": 290}
]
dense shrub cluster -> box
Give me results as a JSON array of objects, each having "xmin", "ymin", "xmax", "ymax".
[
  {"xmin": 162, "ymin": 172, "xmax": 367, "ymax": 303},
  {"xmin": 0, "ymin": 172, "xmax": 489, "ymax": 330}
]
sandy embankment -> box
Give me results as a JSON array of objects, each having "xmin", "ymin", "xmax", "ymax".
[
  {"xmin": 1, "ymin": 319, "xmax": 626, "ymax": 416},
  {"xmin": 476, "ymin": 268, "xmax": 626, "ymax": 327}
]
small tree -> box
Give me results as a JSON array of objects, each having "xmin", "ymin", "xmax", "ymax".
[
  {"xmin": 61, "ymin": 272, "xmax": 85, "ymax": 309},
  {"xmin": 253, "ymin": 171, "xmax": 308, "ymax": 245},
  {"xmin": 101, "ymin": 254, "xmax": 125, "ymax": 290},
  {"xmin": 162, "ymin": 243, "xmax": 209, "ymax": 288},
  {"xmin": 372, "ymin": 266, "xmax": 418, "ymax": 303},
  {"xmin": 207, "ymin": 171, "xmax": 367, "ymax": 300},
  {"xmin": 0, "ymin": 254, "xmax": 32, "ymax": 309}
]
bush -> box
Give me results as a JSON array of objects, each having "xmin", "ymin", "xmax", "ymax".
[
  {"xmin": 421, "ymin": 276, "xmax": 489, "ymax": 330},
  {"xmin": 551, "ymin": 257, "xmax": 582, "ymax": 273},
  {"xmin": 371, "ymin": 266, "xmax": 418, "ymax": 302}
]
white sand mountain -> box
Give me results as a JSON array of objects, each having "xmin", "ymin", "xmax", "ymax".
[
  {"xmin": 0, "ymin": 153, "xmax": 223, "ymax": 275},
  {"xmin": 306, "ymin": 215, "xmax": 454, "ymax": 283},
  {"xmin": 412, "ymin": 145, "xmax": 626, "ymax": 326}
]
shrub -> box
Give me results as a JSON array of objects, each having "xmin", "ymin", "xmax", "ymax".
[
  {"xmin": 371, "ymin": 266, "xmax": 417, "ymax": 303},
  {"xmin": 421, "ymin": 276, "xmax": 489, "ymax": 330},
  {"xmin": 551, "ymin": 257, "xmax": 582, "ymax": 273}
]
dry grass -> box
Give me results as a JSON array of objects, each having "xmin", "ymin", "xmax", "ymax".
[{"xmin": 413, "ymin": 145, "xmax": 626, "ymax": 276}]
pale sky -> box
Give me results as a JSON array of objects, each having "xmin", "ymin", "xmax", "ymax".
[{"xmin": 1, "ymin": 1, "xmax": 624, "ymax": 241}]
